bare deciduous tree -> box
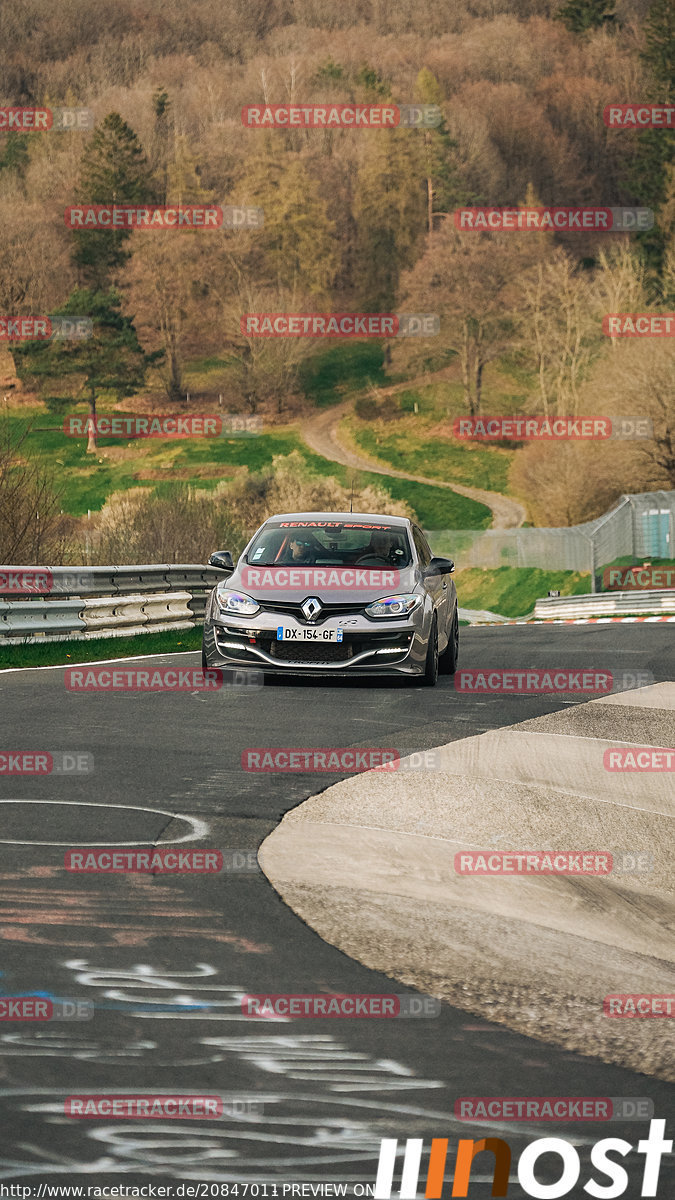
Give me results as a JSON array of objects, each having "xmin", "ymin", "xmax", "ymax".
[
  {"xmin": 510, "ymin": 441, "xmax": 628, "ymax": 527},
  {"xmin": 585, "ymin": 339, "xmax": 675, "ymax": 489},
  {"xmin": 519, "ymin": 251, "xmax": 596, "ymax": 417},
  {"xmin": 0, "ymin": 418, "xmax": 73, "ymax": 564},
  {"xmin": 0, "ymin": 195, "xmax": 73, "ymax": 314},
  {"xmin": 84, "ymin": 454, "xmax": 411, "ymax": 564},
  {"xmin": 393, "ymin": 223, "xmax": 539, "ymax": 414},
  {"xmin": 519, "ymin": 244, "xmax": 646, "ymax": 415}
]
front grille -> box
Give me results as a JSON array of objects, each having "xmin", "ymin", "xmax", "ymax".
[
  {"xmin": 260, "ymin": 599, "xmax": 365, "ymax": 624},
  {"xmin": 271, "ymin": 640, "xmax": 352, "ymax": 664},
  {"xmin": 265, "ymin": 629, "xmax": 413, "ymax": 665}
]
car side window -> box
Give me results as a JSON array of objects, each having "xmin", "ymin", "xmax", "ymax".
[{"xmin": 412, "ymin": 527, "xmax": 431, "ymax": 568}]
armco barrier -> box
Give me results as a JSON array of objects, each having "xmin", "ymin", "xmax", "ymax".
[
  {"xmin": 0, "ymin": 564, "xmax": 221, "ymax": 597},
  {"xmin": 0, "ymin": 598, "xmax": 86, "ymax": 640},
  {"xmin": 81, "ymin": 592, "xmax": 193, "ymax": 634},
  {"xmin": 1, "ymin": 566, "xmax": 672, "ymax": 642},
  {"xmin": 533, "ymin": 589, "xmax": 675, "ymax": 620},
  {"xmin": 0, "ymin": 564, "xmax": 225, "ymax": 645}
]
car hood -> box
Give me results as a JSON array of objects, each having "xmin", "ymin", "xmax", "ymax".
[{"xmin": 222, "ymin": 561, "xmax": 420, "ymax": 604}]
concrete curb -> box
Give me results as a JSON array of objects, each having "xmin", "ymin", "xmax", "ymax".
[
  {"xmin": 473, "ymin": 615, "xmax": 675, "ymax": 626},
  {"xmin": 259, "ymin": 683, "xmax": 675, "ymax": 1080}
]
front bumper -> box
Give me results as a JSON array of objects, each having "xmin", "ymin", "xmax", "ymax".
[{"xmin": 203, "ymin": 608, "xmax": 427, "ymax": 676}]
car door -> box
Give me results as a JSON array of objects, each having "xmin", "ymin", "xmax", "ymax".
[{"xmin": 413, "ymin": 526, "xmax": 448, "ymax": 642}]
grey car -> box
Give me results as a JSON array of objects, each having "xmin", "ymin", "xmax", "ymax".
[{"xmin": 202, "ymin": 511, "xmax": 458, "ymax": 685}]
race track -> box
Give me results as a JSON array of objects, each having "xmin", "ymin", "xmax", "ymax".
[{"xmin": 0, "ymin": 622, "xmax": 673, "ymax": 1196}]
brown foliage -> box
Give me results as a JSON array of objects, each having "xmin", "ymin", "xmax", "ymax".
[
  {"xmin": 509, "ymin": 441, "xmax": 629, "ymax": 527},
  {"xmin": 0, "ymin": 419, "xmax": 74, "ymax": 564},
  {"xmin": 84, "ymin": 452, "xmax": 411, "ymax": 565}
]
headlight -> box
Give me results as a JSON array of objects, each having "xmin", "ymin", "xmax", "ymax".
[
  {"xmin": 365, "ymin": 594, "xmax": 421, "ymax": 618},
  {"xmin": 215, "ymin": 585, "xmax": 260, "ymax": 616}
]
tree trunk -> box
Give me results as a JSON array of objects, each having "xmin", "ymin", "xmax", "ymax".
[
  {"xmin": 474, "ymin": 322, "xmax": 484, "ymax": 415},
  {"xmin": 461, "ymin": 319, "xmax": 474, "ymax": 414},
  {"xmin": 166, "ymin": 340, "xmax": 184, "ymax": 404},
  {"xmin": 86, "ymin": 395, "xmax": 97, "ymax": 454},
  {"xmin": 475, "ymin": 358, "xmax": 484, "ymax": 416}
]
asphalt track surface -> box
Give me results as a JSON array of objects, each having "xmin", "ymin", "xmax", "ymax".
[{"xmin": 0, "ymin": 623, "xmax": 673, "ymax": 1196}]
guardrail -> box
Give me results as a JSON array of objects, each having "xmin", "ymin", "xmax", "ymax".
[
  {"xmin": 2, "ymin": 566, "xmax": 672, "ymax": 643},
  {"xmin": 533, "ymin": 589, "xmax": 675, "ymax": 620},
  {"xmin": 0, "ymin": 564, "xmax": 226, "ymax": 644}
]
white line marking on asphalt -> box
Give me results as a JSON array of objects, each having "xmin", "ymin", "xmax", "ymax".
[
  {"xmin": 0, "ymin": 651, "xmax": 197, "ymax": 676},
  {"xmin": 0, "ymin": 800, "xmax": 208, "ymax": 846}
]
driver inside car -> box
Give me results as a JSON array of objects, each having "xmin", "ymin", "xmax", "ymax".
[
  {"xmin": 360, "ymin": 530, "xmax": 400, "ymax": 564},
  {"xmin": 278, "ymin": 536, "xmax": 318, "ymax": 564}
]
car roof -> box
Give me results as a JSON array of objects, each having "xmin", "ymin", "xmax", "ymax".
[{"xmin": 264, "ymin": 512, "xmax": 412, "ymax": 527}]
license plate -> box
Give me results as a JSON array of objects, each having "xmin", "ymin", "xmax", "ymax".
[{"xmin": 277, "ymin": 627, "xmax": 343, "ymax": 643}]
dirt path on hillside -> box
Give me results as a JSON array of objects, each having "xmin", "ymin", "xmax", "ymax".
[{"xmin": 301, "ymin": 399, "xmax": 527, "ymax": 529}]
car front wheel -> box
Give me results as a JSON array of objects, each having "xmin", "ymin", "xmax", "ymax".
[
  {"xmin": 422, "ymin": 617, "xmax": 439, "ymax": 687},
  {"xmin": 439, "ymin": 606, "xmax": 459, "ymax": 675}
]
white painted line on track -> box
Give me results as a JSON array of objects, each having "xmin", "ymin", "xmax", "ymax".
[
  {"xmin": 0, "ymin": 650, "xmax": 198, "ymax": 676},
  {"xmin": 0, "ymin": 800, "xmax": 209, "ymax": 846}
]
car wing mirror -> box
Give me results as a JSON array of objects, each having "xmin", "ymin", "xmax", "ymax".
[
  {"xmin": 208, "ymin": 550, "xmax": 234, "ymax": 571},
  {"xmin": 424, "ymin": 557, "xmax": 454, "ymax": 577}
]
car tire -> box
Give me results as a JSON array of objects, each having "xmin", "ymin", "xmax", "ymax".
[
  {"xmin": 439, "ymin": 606, "xmax": 459, "ymax": 675},
  {"xmin": 201, "ymin": 646, "xmax": 208, "ymax": 671},
  {"xmin": 422, "ymin": 616, "xmax": 439, "ymax": 687}
]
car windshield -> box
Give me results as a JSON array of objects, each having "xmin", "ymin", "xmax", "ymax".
[{"xmin": 245, "ymin": 521, "xmax": 412, "ymax": 568}]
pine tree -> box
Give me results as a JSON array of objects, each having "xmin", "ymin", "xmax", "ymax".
[
  {"xmin": 12, "ymin": 289, "xmax": 159, "ymax": 453},
  {"xmin": 151, "ymin": 89, "xmax": 172, "ymax": 204},
  {"xmin": 628, "ymin": 0, "xmax": 675, "ymax": 281},
  {"xmin": 643, "ymin": 0, "xmax": 675, "ymax": 93},
  {"xmin": 353, "ymin": 132, "xmax": 427, "ymax": 311},
  {"xmin": 0, "ymin": 133, "xmax": 29, "ymax": 177},
  {"xmin": 72, "ymin": 113, "xmax": 156, "ymax": 290},
  {"xmin": 555, "ymin": 0, "xmax": 616, "ymax": 35},
  {"xmin": 166, "ymin": 134, "xmax": 213, "ymax": 205},
  {"xmin": 414, "ymin": 68, "xmax": 471, "ymax": 238},
  {"xmin": 238, "ymin": 154, "xmax": 338, "ymax": 296}
]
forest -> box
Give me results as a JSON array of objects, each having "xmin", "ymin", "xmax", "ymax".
[{"xmin": 0, "ymin": 0, "xmax": 673, "ymax": 561}]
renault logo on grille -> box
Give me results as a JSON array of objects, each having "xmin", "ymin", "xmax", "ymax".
[{"xmin": 301, "ymin": 597, "xmax": 322, "ymax": 622}]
